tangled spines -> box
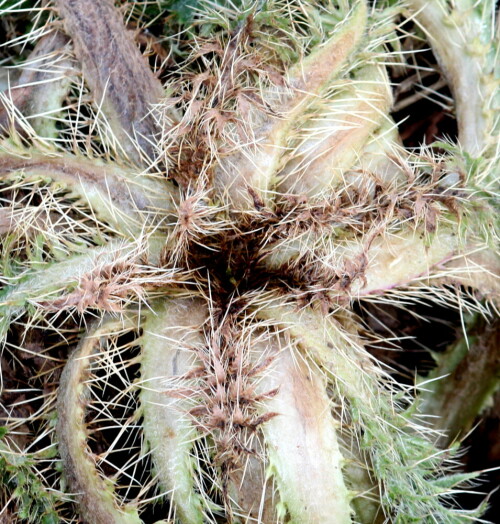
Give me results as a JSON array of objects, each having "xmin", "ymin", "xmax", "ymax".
[{"xmin": 0, "ymin": 1, "xmax": 498, "ymax": 523}]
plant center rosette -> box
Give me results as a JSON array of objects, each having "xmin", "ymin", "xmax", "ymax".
[{"xmin": 0, "ymin": 1, "xmax": 498, "ymax": 523}]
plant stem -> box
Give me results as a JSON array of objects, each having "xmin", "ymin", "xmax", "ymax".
[
  {"xmin": 0, "ymin": 30, "xmax": 72, "ymax": 138},
  {"xmin": 213, "ymin": 1, "xmax": 367, "ymax": 209},
  {"xmin": 277, "ymin": 63, "xmax": 392, "ymax": 196},
  {"xmin": 55, "ymin": 0, "xmax": 166, "ymax": 163},
  {"xmin": 57, "ymin": 318, "xmax": 142, "ymax": 524},
  {"xmin": 420, "ymin": 316, "xmax": 500, "ymax": 448},
  {"xmin": 407, "ymin": 0, "xmax": 497, "ymax": 155},
  {"xmin": 0, "ymin": 151, "xmax": 177, "ymax": 236},
  {"xmin": 141, "ymin": 299, "xmax": 208, "ymax": 524},
  {"xmin": 256, "ymin": 338, "xmax": 352, "ymax": 524}
]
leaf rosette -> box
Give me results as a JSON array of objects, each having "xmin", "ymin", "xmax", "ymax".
[{"xmin": 0, "ymin": 0, "xmax": 498, "ymax": 523}]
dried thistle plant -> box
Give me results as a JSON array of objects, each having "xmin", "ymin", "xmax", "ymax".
[{"xmin": 0, "ymin": 0, "xmax": 498, "ymax": 523}]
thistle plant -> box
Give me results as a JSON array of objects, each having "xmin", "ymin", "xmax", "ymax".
[{"xmin": 0, "ymin": 0, "xmax": 498, "ymax": 523}]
